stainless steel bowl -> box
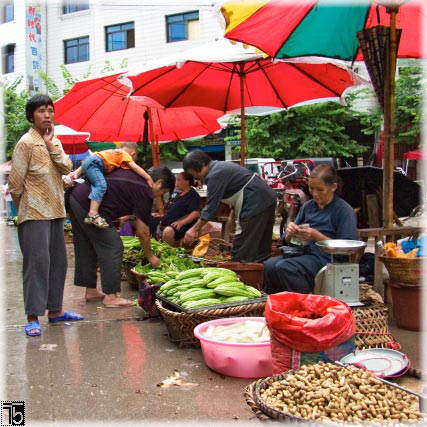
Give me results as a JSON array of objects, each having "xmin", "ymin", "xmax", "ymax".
[{"xmin": 315, "ymin": 239, "xmax": 367, "ymax": 255}]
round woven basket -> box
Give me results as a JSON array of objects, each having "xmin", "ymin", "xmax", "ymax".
[
  {"xmin": 245, "ymin": 368, "xmax": 427, "ymax": 423},
  {"xmin": 379, "ymin": 255, "xmax": 424, "ymax": 285},
  {"xmin": 352, "ymin": 304, "xmax": 399, "ymax": 350},
  {"xmin": 155, "ymin": 299, "xmax": 266, "ymax": 348},
  {"xmin": 254, "ymin": 372, "xmax": 316, "ymax": 423}
]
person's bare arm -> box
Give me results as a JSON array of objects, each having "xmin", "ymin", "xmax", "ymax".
[
  {"xmin": 127, "ymin": 161, "xmax": 154, "ymax": 187},
  {"xmin": 183, "ymin": 218, "xmax": 207, "ymax": 244},
  {"xmin": 135, "ymin": 217, "xmax": 160, "ymax": 267},
  {"xmin": 171, "ymin": 211, "xmax": 199, "ymax": 230}
]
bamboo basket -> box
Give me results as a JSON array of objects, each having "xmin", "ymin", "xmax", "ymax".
[
  {"xmin": 245, "ymin": 368, "xmax": 425, "ymax": 423},
  {"xmin": 155, "ymin": 299, "xmax": 266, "ymax": 348},
  {"xmin": 379, "ymin": 256, "xmax": 424, "ymax": 285},
  {"xmin": 352, "ymin": 304, "xmax": 399, "ymax": 350}
]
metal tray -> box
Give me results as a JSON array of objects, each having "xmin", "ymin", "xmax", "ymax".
[{"xmin": 156, "ymin": 292, "xmax": 267, "ymax": 314}]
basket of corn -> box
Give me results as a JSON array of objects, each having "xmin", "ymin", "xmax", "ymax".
[{"xmin": 155, "ymin": 267, "xmax": 266, "ymax": 348}]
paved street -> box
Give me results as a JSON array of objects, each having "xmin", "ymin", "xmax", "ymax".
[
  {"xmin": 2, "ymin": 225, "xmax": 257, "ymax": 423},
  {"xmin": 1, "ymin": 224, "xmax": 425, "ymax": 424}
]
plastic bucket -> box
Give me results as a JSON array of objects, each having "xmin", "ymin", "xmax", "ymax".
[
  {"xmin": 220, "ymin": 262, "xmax": 264, "ymax": 290},
  {"xmin": 390, "ymin": 282, "xmax": 423, "ymax": 332},
  {"xmin": 194, "ymin": 317, "xmax": 272, "ymax": 378}
]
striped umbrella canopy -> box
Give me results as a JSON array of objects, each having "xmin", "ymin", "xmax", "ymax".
[{"xmin": 220, "ymin": 0, "xmax": 424, "ymax": 61}]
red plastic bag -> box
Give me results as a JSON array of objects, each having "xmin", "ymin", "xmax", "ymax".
[{"xmin": 265, "ymin": 292, "xmax": 355, "ymax": 353}]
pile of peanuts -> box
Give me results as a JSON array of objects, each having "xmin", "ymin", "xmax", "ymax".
[{"xmin": 260, "ymin": 362, "xmax": 423, "ymax": 424}]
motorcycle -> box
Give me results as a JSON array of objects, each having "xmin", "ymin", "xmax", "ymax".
[{"xmin": 276, "ymin": 159, "xmax": 315, "ymax": 237}]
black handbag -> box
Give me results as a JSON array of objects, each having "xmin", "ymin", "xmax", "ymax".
[{"xmin": 280, "ymin": 245, "xmax": 308, "ymax": 258}]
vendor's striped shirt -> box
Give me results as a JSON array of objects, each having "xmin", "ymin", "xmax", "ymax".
[{"xmin": 8, "ymin": 128, "xmax": 72, "ymax": 224}]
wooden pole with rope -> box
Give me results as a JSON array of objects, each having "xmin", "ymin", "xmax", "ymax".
[
  {"xmin": 383, "ymin": 5, "xmax": 398, "ymax": 231},
  {"xmin": 239, "ymin": 63, "xmax": 246, "ymax": 166},
  {"xmin": 147, "ymin": 106, "xmax": 159, "ymax": 167}
]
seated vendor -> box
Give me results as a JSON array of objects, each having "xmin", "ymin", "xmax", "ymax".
[
  {"xmin": 264, "ymin": 164, "xmax": 358, "ymax": 294},
  {"xmin": 150, "ymin": 172, "xmax": 200, "ymax": 246}
]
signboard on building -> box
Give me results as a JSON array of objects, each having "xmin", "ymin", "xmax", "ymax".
[{"xmin": 26, "ymin": 2, "xmax": 42, "ymax": 95}]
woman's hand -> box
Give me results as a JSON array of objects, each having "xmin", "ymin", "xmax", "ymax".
[
  {"xmin": 286, "ymin": 222, "xmax": 300, "ymax": 238},
  {"xmin": 147, "ymin": 254, "xmax": 161, "ymax": 268},
  {"xmin": 297, "ymin": 227, "xmax": 319, "ymax": 242},
  {"xmin": 43, "ymin": 125, "xmax": 56, "ymax": 151},
  {"xmin": 171, "ymin": 220, "xmax": 182, "ymax": 230}
]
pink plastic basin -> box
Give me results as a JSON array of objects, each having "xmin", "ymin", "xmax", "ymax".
[{"xmin": 194, "ymin": 317, "xmax": 272, "ymax": 378}]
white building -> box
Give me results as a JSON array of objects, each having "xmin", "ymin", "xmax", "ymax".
[{"xmin": 1, "ymin": 0, "xmax": 223, "ymax": 94}]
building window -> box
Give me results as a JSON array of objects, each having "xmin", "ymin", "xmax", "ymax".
[
  {"xmin": 64, "ymin": 36, "xmax": 89, "ymax": 64},
  {"xmin": 166, "ymin": 11, "xmax": 199, "ymax": 43},
  {"xmin": 2, "ymin": 44, "xmax": 14, "ymax": 74},
  {"xmin": 3, "ymin": 0, "xmax": 14, "ymax": 23},
  {"xmin": 63, "ymin": 0, "xmax": 89, "ymax": 14},
  {"xmin": 105, "ymin": 22, "xmax": 135, "ymax": 52}
]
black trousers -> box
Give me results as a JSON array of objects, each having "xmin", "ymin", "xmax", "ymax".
[
  {"xmin": 18, "ymin": 219, "xmax": 67, "ymax": 316},
  {"xmin": 232, "ymin": 204, "xmax": 276, "ymax": 263},
  {"xmin": 69, "ymin": 196, "xmax": 123, "ymax": 294}
]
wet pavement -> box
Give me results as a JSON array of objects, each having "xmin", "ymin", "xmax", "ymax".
[{"xmin": 1, "ymin": 225, "xmax": 425, "ymax": 424}]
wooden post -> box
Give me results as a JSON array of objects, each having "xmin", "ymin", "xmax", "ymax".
[
  {"xmin": 383, "ymin": 8, "xmax": 398, "ymax": 230},
  {"xmin": 155, "ymin": 135, "xmax": 160, "ymax": 166},
  {"xmin": 239, "ymin": 63, "xmax": 246, "ymax": 166},
  {"xmin": 147, "ymin": 107, "xmax": 159, "ymax": 167}
]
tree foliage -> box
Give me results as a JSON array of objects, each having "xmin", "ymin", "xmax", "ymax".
[
  {"xmin": 3, "ymin": 77, "xmax": 30, "ymax": 159},
  {"xmin": 240, "ymin": 102, "xmax": 367, "ymax": 159},
  {"xmin": 346, "ymin": 65, "xmax": 422, "ymax": 145}
]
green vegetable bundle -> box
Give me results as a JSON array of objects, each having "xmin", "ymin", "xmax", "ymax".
[
  {"xmin": 157, "ymin": 267, "xmax": 262, "ymax": 310},
  {"xmin": 121, "ymin": 236, "xmax": 188, "ymax": 271}
]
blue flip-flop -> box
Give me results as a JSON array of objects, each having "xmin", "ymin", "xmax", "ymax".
[
  {"xmin": 25, "ymin": 321, "xmax": 41, "ymax": 337},
  {"xmin": 48, "ymin": 311, "xmax": 84, "ymax": 323}
]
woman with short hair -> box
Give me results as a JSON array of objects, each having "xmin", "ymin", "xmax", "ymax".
[
  {"xmin": 263, "ymin": 164, "xmax": 358, "ymax": 294},
  {"xmin": 9, "ymin": 94, "xmax": 83, "ymax": 336}
]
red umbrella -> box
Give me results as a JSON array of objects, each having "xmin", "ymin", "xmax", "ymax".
[
  {"xmin": 403, "ymin": 148, "xmax": 425, "ymax": 160},
  {"xmin": 54, "ymin": 125, "xmax": 90, "ymax": 155},
  {"xmin": 54, "ymin": 72, "xmax": 224, "ymax": 143},
  {"xmin": 120, "ymin": 39, "xmax": 364, "ymax": 164}
]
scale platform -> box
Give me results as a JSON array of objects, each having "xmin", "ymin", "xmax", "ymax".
[{"xmin": 315, "ymin": 240, "xmax": 367, "ymax": 307}]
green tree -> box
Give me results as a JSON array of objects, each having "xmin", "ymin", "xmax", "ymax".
[
  {"xmin": 241, "ymin": 102, "xmax": 367, "ymax": 159},
  {"xmin": 347, "ymin": 65, "xmax": 422, "ymax": 145},
  {"xmin": 3, "ymin": 78, "xmax": 30, "ymax": 159}
]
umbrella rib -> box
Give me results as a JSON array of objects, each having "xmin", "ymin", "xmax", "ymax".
[
  {"xmin": 223, "ymin": 64, "xmax": 237, "ymax": 113},
  {"xmin": 164, "ymin": 63, "xmax": 213, "ymax": 108},
  {"xmin": 117, "ymin": 98, "xmax": 131, "ymax": 138},
  {"xmin": 131, "ymin": 66, "xmax": 179, "ymax": 95},
  {"xmin": 286, "ymin": 62, "xmax": 342, "ymax": 97},
  {"xmin": 76, "ymin": 84, "xmax": 126, "ymax": 132},
  {"xmin": 255, "ymin": 60, "xmax": 289, "ymax": 108}
]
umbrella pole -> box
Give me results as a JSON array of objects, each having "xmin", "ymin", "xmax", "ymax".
[
  {"xmin": 383, "ymin": 7, "xmax": 398, "ymax": 230},
  {"xmin": 147, "ymin": 107, "xmax": 159, "ymax": 167},
  {"xmin": 239, "ymin": 64, "xmax": 246, "ymax": 166}
]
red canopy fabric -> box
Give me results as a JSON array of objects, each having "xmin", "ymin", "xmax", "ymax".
[
  {"xmin": 122, "ymin": 55, "xmax": 362, "ymax": 112},
  {"xmin": 54, "ymin": 73, "xmax": 223, "ymax": 142},
  {"xmin": 55, "ymin": 135, "xmax": 89, "ymax": 155},
  {"xmin": 403, "ymin": 148, "xmax": 425, "ymax": 160}
]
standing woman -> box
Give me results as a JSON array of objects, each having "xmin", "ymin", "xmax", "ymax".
[{"xmin": 8, "ymin": 94, "xmax": 83, "ymax": 337}]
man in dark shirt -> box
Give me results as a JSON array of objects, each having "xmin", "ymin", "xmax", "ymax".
[
  {"xmin": 152, "ymin": 172, "xmax": 200, "ymax": 245},
  {"xmin": 183, "ymin": 150, "xmax": 277, "ymax": 262},
  {"xmin": 68, "ymin": 166, "xmax": 174, "ymax": 307}
]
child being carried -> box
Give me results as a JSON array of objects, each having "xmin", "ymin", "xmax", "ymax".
[{"xmin": 69, "ymin": 142, "xmax": 153, "ymax": 228}]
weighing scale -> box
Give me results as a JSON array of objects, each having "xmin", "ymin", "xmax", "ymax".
[{"xmin": 315, "ymin": 240, "xmax": 367, "ymax": 307}]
